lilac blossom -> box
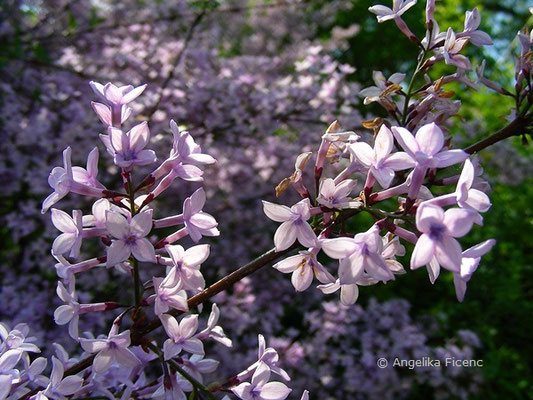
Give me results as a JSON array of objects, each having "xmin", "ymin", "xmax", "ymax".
[
  {"xmin": 181, "ymin": 354, "xmax": 219, "ymax": 383},
  {"xmin": 41, "ymin": 147, "xmax": 107, "ymax": 213},
  {"xmin": 152, "ymin": 120, "xmax": 216, "ymax": 181},
  {"xmin": 105, "ymin": 209, "xmax": 156, "ymax": 267},
  {"xmin": 321, "ymin": 225, "xmax": 394, "ymax": 284},
  {"xmin": 160, "ymin": 314, "xmax": 204, "ymax": 360},
  {"xmin": 80, "ymin": 328, "xmax": 140, "ymax": 373},
  {"xmin": 349, "ymin": 125, "xmax": 415, "ymax": 189},
  {"xmin": 164, "ymin": 244, "xmax": 209, "ymax": 291},
  {"xmin": 368, "ymin": 0, "xmax": 417, "ymax": 23},
  {"xmin": 149, "ymin": 270, "xmax": 189, "ymax": 315},
  {"xmin": 263, "ymin": 198, "xmax": 317, "ymax": 251},
  {"xmin": 273, "ymin": 249, "xmax": 335, "ymax": 291},
  {"xmin": 151, "ymin": 369, "xmax": 192, "ymax": 400},
  {"xmin": 181, "ymin": 188, "xmax": 219, "ymax": 243},
  {"xmin": 453, "ymin": 239, "xmax": 496, "ymax": 302},
  {"xmin": 100, "ymin": 122, "xmax": 157, "ymax": 169},
  {"xmin": 411, "ymin": 204, "xmax": 480, "ymax": 273},
  {"xmin": 358, "ymin": 71, "xmax": 406, "ymax": 105},
  {"xmin": 392, "ymin": 123, "xmax": 469, "ymax": 199},
  {"xmin": 317, "ymin": 178, "xmax": 360, "ymax": 209},
  {"xmin": 232, "ymin": 363, "xmax": 291, "ymax": 400},
  {"xmin": 457, "ymin": 8, "xmax": 492, "ymax": 46}
]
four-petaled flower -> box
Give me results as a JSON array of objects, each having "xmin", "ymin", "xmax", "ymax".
[
  {"xmin": 165, "ymin": 244, "xmax": 209, "ymax": 291},
  {"xmin": 349, "ymin": 125, "xmax": 415, "ymax": 189},
  {"xmin": 80, "ymin": 328, "xmax": 140, "ymax": 374},
  {"xmin": 317, "ymin": 178, "xmax": 360, "ymax": 209},
  {"xmin": 263, "ymin": 198, "xmax": 317, "ymax": 251},
  {"xmin": 106, "ymin": 210, "xmax": 156, "ymax": 267},
  {"xmin": 273, "ymin": 250, "xmax": 335, "ymax": 292},
  {"xmin": 150, "ymin": 269, "xmax": 189, "ymax": 315},
  {"xmin": 182, "ymin": 188, "xmax": 219, "ymax": 243},
  {"xmin": 411, "ymin": 203, "xmax": 480, "ymax": 273},
  {"xmin": 100, "ymin": 122, "xmax": 157, "ymax": 169},
  {"xmin": 160, "ymin": 314, "xmax": 204, "ymax": 360},
  {"xmin": 321, "ymin": 225, "xmax": 393, "ymax": 284}
]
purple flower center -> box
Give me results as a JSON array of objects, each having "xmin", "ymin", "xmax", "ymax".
[
  {"xmin": 124, "ymin": 235, "xmax": 137, "ymax": 245},
  {"xmin": 429, "ymin": 223, "xmax": 446, "ymax": 240}
]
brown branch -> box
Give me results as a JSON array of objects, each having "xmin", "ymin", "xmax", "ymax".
[{"xmin": 464, "ymin": 114, "xmax": 532, "ymax": 154}]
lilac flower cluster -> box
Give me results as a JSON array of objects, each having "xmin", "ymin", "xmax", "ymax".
[{"xmin": 263, "ymin": 0, "xmax": 532, "ymax": 306}]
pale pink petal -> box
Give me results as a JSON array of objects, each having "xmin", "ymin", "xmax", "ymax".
[
  {"xmin": 130, "ymin": 210, "xmax": 153, "ymax": 237},
  {"xmin": 106, "ymin": 240, "xmax": 131, "ymax": 267},
  {"xmin": 121, "ymin": 84, "xmax": 147, "ymax": 104},
  {"xmin": 263, "ymin": 201, "xmax": 293, "ymax": 222},
  {"xmin": 105, "ymin": 211, "xmax": 129, "ymax": 239},
  {"xmin": 160, "ymin": 314, "xmax": 181, "ymax": 340},
  {"xmin": 415, "ymin": 123, "xmax": 444, "ymax": 155},
  {"xmin": 261, "ymin": 382, "xmax": 292, "ymax": 400},
  {"xmin": 349, "ymin": 142, "xmax": 374, "ymax": 167},
  {"xmin": 443, "ymin": 208, "xmax": 477, "ymax": 237},
  {"xmin": 190, "ymin": 212, "xmax": 217, "ymax": 229},
  {"xmin": 338, "ymin": 253, "xmax": 364, "ymax": 285},
  {"xmin": 134, "ymin": 149, "xmax": 157, "ymax": 166},
  {"xmin": 374, "ymin": 125, "xmax": 393, "ymax": 160},
  {"xmin": 295, "ymin": 223, "xmax": 317, "ymax": 248},
  {"xmin": 114, "ymin": 348, "xmax": 140, "ymax": 367},
  {"xmin": 131, "ymin": 238, "xmax": 156, "ymax": 262},
  {"xmin": 128, "ymin": 122, "xmax": 150, "ymax": 152},
  {"xmin": 182, "ymin": 338, "xmax": 204, "ymax": 355},
  {"xmin": 189, "ymin": 188, "xmax": 206, "ymax": 214},
  {"xmin": 103, "ymin": 83, "xmax": 123, "ymax": 104},
  {"xmin": 51, "ymin": 208, "xmax": 76, "ymax": 233},
  {"xmin": 274, "ymin": 222, "xmax": 297, "ymax": 251},
  {"xmin": 273, "ymin": 255, "xmax": 303, "ymax": 273},
  {"xmin": 340, "ymin": 284, "xmax": 359, "ymax": 305},
  {"xmin": 453, "ymin": 274, "xmax": 467, "ymax": 302},
  {"xmin": 427, "ymin": 258, "xmax": 440, "ymax": 284},
  {"xmin": 183, "ymin": 244, "xmax": 210, "ymax": 266},
  {"xmin": 291, "ymin": 265, "xmax": 314, "ymax": 291},
  {"xmin": 432, "ymin": 149, "xmax": 469, "ymax": 168},
  {"xmin": 54, "ymin": 305, "xmax": 75, "ymax": 325},
  {"xmin": 372, "ymin": 166, "xmax": 395, "ymax": 189},
  {"xmin": 251, "ymin": 363, "xmax": 271, "ymax": 388},
  {"xmin": 79, "ymin": 338, "xmax": 108, "ymax": 353},
  {"xmin": 382, "ymin": 152, "xmax": 415, "ymax": 170},
  {"xmin": 166, "ymin": 245, "xmax": 185, "ymax": 265},
  {"xmin": 392, "ymin": 127, "xmax": 419, "ymax": 157},
  {"xmin": 179, "ymin": 315, "xmax": 198, "ymax": 339},
  {"xmin": 462, "ymin": 239, "xmax": 496, "ymax": 259},
  {"xmin": 93, "ymin": 348, "xmax": 113, "ymax": 373},
  {"xmin": 463, "ymin": 189, "xmax": 491, "ymax": 212},
  {"xmin": 163, "ymin": 340, "xmax": 182, "ymax": 360},
  {"xmin": 411, "ymin": 234, "xmax": 436, "ymax": 269},
  {"xmin": 435, "ymin": 236, "xmax": 462, "ymax": 271},
  {"xmin": 56, "ymin": 375, "xmax": 84, "ymax": 395},
  {"xmin": 321, "ymin": 237, "xmax": 359, "ymax": 259},
  {"xmin": 416, "ymin": 203, "xmax": 444, "ymax": 233},
  {"xmin": 52, "ymin": 233, "xmax": 76, "ymax": 256},
  {"xmin": 91, "ymin": 102, "xmax": 112, "ymax": 126}
]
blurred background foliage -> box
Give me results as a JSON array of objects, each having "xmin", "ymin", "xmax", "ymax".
[{"xmin": 0, "ymin": 0, "xmax": 532, "ymax": 399}]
